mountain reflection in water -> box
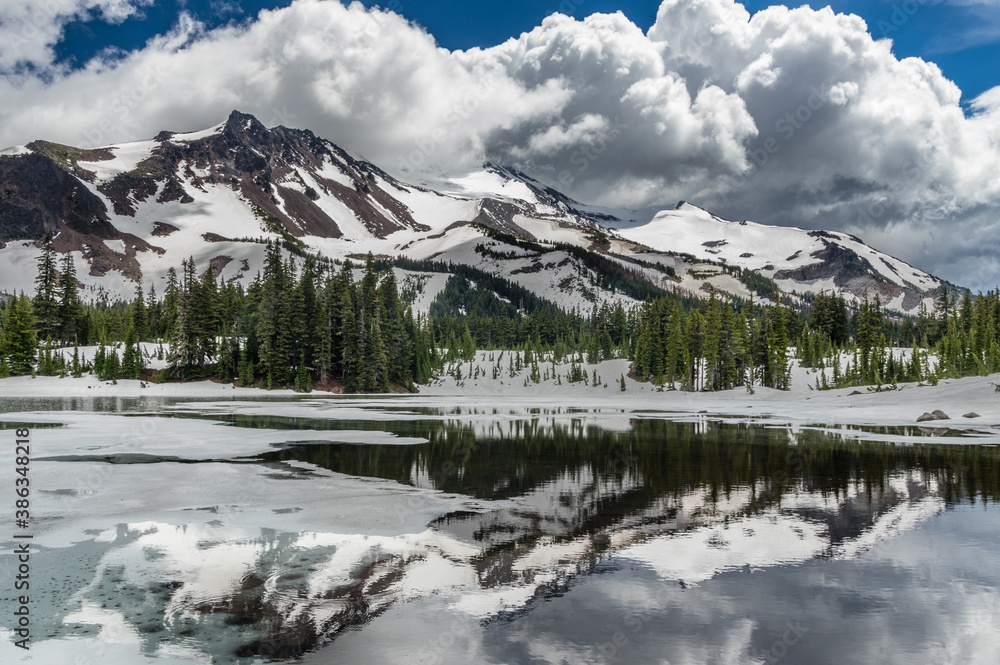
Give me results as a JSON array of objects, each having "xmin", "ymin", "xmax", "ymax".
[{"xmin": 9, "ymin": 405, "xmax": 999, "ymax": 664}]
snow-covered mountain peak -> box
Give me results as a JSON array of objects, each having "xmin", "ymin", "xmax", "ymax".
[{"xmin": 0, "ymin": 113, "xmax": 956, "ymax": 312}]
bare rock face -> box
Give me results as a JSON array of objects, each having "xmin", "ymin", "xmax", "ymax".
[
  {"xmin": 772, "ymin": 239, "xmax": 924, "ymax": 307},
  {"xmin": 0, "ymin": 153, "xmax": 116, "ymax": 241},
  {"xmin": 126, "ymin": 109, "xmax": 431, "ymax": 240}
]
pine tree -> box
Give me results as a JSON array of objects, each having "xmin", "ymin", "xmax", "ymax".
[
  {"xmin": 132, "ymin": 283, "xmax": 149, "ymax": 342},
  {"xmin": 57, "ymin": 253, "xmax": 84, "ymax": 344},
  {"xmin": 37, "ymin": 337, "xmax": 55, "ymax": 376},
  {"xmin": 256, "ymin": 242, "xmax": 292, "ymax": 386},
  {"xmin": 238, "ymin": 344, "xmax": 255, "ymax": 386},
  {"xmin": 765, "ymin": 306, "xmax": 790, "ymax": 390},
  {"xmin": 854, "ymin": 295, "xmax": 884, "ymax": 385},
  {"xmin": 146, "ymin": 283, "xmax": 159, "ymax": 340},
  {"xmin": 295, "ymin": 351, "xmax": 312, "ymax": 393},
  {"xmin": 216, "ymin": 326, "xmax": 237, "ymax": 381},
  {"xmin": 168, "ymin": 259, "xmax": 196, "ymax": 375},
  {"xmin": 101, "ymin": 347, "xmax": 121, "ymax": 382},
  {"xmin": 191, "ymin": 264, "xmax": 218, "ymax": 366},
  {"xmin": 163, "ymin": 267, "xmax": 180, "ymax": 341},
  {"xmin": 333, "ymin": 262, "xmax": 355, "ymax": 382},
  {"xmin": 121, "ymin": 326, "xmax": 144, "ymax": 380},
  {"xmin": 364, "ymin": 314, "xmax": 390, "ymax": 392},
  {"xmin": 379, "ymin": 269, "xmax": 412, "ymax": 386},
  {"xmin": 71, "ymin": 343, "xmax": 82, "ymax": 378},
  {"xmin": 341, "ymin": 286, "xmax": 360, "ymax": 392},
  {"xmin": 0, "ymin": 294, "xmax": 37, "ymax": 376},
  {"xmin": 33, "ymin": 234, "xmax": 60, "ymax": 341},
  {"xmin": 314, "ymin": 273, "xmax": 335, "ymax": 384},
  {"xmin": 93, "ymin": 344, "xmax": 106, "ymax": 379},
  {"xmin": 703, "ymin": 293, "xmax": 722, "ymax": 390},
  {"xmin": 298, "ymin": 256, "xmax": 320, "ymax": 369}
]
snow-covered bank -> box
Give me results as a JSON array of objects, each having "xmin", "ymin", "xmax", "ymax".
[
  {"xmin": 3, "ymin": 352, "xmax": 998, "ymax": 436},
  {"xmin": 419, "ymin": 352, "xmax": 1000, "ymax": 441}
]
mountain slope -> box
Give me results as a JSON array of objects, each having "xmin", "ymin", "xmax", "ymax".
[
  {"xmin": 0, "ymin": 111, "xmax": 953, "ymax": 313},
  {"xmin": 600, "ymin": 202, "xmax": 947, "ymax": 313}
]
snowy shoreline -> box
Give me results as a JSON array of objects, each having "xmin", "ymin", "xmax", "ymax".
[{"xmin": 2, "ymin": 355, "xmax": 998, "ymax": 437}]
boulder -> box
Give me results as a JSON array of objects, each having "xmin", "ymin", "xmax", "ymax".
[
  {"xmin": 963, "ymin": 412, "xmax": 981, "ymax": 419},
  {"xmin": 917, "ymin": 410, "xmax": 950, "ymax": 423}
]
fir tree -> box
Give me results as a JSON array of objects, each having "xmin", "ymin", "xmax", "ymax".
[
  {"xmin": 765, "ymin": 306, "xmax": 790, "ymax": 390},
  {"xmin": 0, "ymin": 294, "xmax": 37, "ymax": 376},
  {"xmin": 163, "ymin": 267, "xmax": 180, "ymax": 341},
  {"xmin": 132, "ymin": 283, "xmax": 149, "ymax": 342},
  {"xmin": 295, "ymin": 351, "xmax": 312, "ymax": 393},
  {"xmin": 101, "ymin": 347, "xmax": 121, "ymax": 382},
  {"xmin": 191, "ymin": 264, "xmax": 218, "ymax": 365},
  {"xmin": 121, "ymin": 326, "xmax": 143, "ymax": 380},
  {"xmin": 57, "ymin": 253, "xmax": 84, "ymax": 344},
  {"xmin": 71, "ymin": 343, "xmax": 82, "ymax": 378},
  {"xmin": 33, "ymin": 234, "xmax": 60, "ymax": 342}
]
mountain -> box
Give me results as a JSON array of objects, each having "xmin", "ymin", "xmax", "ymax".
[
  {"xmin": 0, "ymin": 110, "xmax": 952, "ymax": 313},
  {"xmin": 596, "ymin": 202, "xmax": 949, "ymax": 313}
]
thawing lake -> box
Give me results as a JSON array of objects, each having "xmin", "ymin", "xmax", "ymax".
[{"xmin": 2, "ymin": 395, "xmax": 999, "ymax": 664}]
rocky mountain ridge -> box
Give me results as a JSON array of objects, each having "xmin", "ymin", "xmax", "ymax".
[{"xmin": 0, "ymin": 110, "xmax": 953, "ymax": 313}]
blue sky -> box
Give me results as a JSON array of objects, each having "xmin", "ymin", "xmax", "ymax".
[
  {"xmin": 55, "ymin": 0, "xmax": 999, "ymax": 102},
  {"xmin": 5, "ymin": 0, "xmax": 1000, "ymax": 288}
]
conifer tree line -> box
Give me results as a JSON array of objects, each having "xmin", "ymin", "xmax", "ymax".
[
  {"xmin": 797, "ymin": 294, "xmax": 928, "ymax": 389},
  {"xmin": 911, "ymin": 289, "xmax": 1000, "ymax": 379},
  {"xmin": 426, "ymin": 274, "xmax": 636, "ymax": 363},
  {"xmin": 796, "ymin": 289, "xmax": 1000, "ymax": 389},
  {"xmin": 0, "ymin": 236, "xmax": 435, "ymax": 390},
  {"xmin": 159, "ymin": 242, "xmax": 435, "ymax": 391},
  {"xmin": 3, "ymin": 235, "xmax": 1000, "ymax": 392},
  {"xmin": 631, "ymin": 292, "xmax": 792, "ymax": 390}
]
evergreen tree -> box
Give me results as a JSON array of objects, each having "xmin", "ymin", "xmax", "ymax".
[
  {"xmin": 341, "ymin": 282, "xmax": 360, "ymax": 392},
  {"xmin": 298, "ymin": 256, "xmax": 320, "ymax": 368},
  {"xmin": 379, "ymin": 269, "xmax": 412, "ymax": 386},
  {"xmin": 256, "ymin": 242, "xmax": 293, "ymax": 386},
  {"xmin": 71, "ymin": 343, "xmax": 83, "ymax": 378},
  {"xmin": 216, "ymin": 326, "xmax": 237, "ymax": 381},
  {"xmin": 295, "ymin": 351, "xmax": 312, "ymax": 393},
  {"xmin": 132, "ymin": 283, "xmax": 149, "ymax": 342},
  {"xmin": 33, "ymin": 234, "xmax": 60, "ymax": 341},
  {"xmin": 121, "ymin": 326, "xmax": 144, "ymax": 380},
  {"xmin": 0, "ymin": 294, "xmax": 37, "ymax": 376},
  {"xmin": 57, "ymin": 253, "xmax": 84, "ymax": 344},
  {"xmin": 167, "ymin": 259, "xmax": 202, "ymax": 375},
  {"xmin": 146, "ymin": 283, "xmax": 159, "ymax": 340},
  {"xmin": 765, "ymin": 306, "xmax": 790, "ymax": 390},
  {"xmin": 191, "ymin": 265, "xmax": 218, "ymax": 365},
  {"xmin": 163, "ymin": 267, "xmax": 180, "ymax": 341},
  {"xmin": 100, "ymin": 347, "xmax": 121, "ymax": 382}
]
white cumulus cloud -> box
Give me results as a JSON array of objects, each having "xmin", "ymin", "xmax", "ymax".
[
  {"xmin": 0, "ymin": 0, "xmax": 999, "ymax": 289},
  {"xmin": 0, "ymin": 0, "xmax": 154, "ymax": 71}
]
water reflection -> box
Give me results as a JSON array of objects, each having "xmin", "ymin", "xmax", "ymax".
[
  {"xmin": 256, "ymin": 418, "xmax": 1000, "ymax": 505},
  {"xmin": 2, "ymin": 402, "xmax": 998, "ymax": 664}
]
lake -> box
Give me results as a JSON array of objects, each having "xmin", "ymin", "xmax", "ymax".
[{"xmin": 1, "ymin": 395, "xmax": 998, "ymax": 664}]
